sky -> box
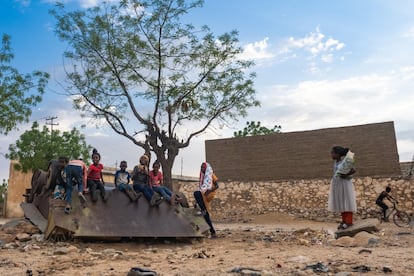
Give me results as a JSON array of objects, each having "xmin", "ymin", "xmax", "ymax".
[{"xmin": 1, "ymin": 0, "xmax": 414, "ymax": 181}]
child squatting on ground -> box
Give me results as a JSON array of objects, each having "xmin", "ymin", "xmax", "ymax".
[
  {"xmin": 376, "ymin": 186, "xmax": 395, "ymax": 221},
  {"xmin": 194, "ymin": 162, "xmax": 219, "ymax": 238},
  {"xmin": 87, "ymin": 149, "xmax": 108, "ymax": 203},
  {"xmin": 114, "ymin": 161, "xmax": 141, "ymax": 201}
]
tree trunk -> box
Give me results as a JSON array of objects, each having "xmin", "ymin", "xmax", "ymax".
[
  {"xmin": 155, "ymin": 148, "xmax": 178, "ymax": 191},
  {"xmin": 161, "ymin": 162, "xmax": 173, "ymax": 190}
]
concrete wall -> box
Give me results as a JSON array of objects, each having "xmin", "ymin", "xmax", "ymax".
[
  {"xmin": 178, "ymin": 177, "xmax": 413, "ymax": 221},
  {"xmin": 206, "ymin": 122, "xmax": 401, "ymax": 181},
  {"xmin": 6, "ymin": 161, "xmax": 33, "ymax": 218}
]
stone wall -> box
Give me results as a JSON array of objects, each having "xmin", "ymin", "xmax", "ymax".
[
  {"xmin": 400, "ymin": 161, "xmax": 414, "ymax": 178},
  {"xmin": 177, "ymin": 177, "xmax": 413, "ymax": 221},
  {"xmin": 206, "ymin": 121, "xmax": 401, "ymax": 181}
]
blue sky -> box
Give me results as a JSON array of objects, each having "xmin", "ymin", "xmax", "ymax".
[{"xmin": 1, "ymin": 0, "xmax": 414, "ymax": 181}]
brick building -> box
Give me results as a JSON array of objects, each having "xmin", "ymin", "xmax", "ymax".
[{"xmin": 205, "ymin": 121, "xmax": 401, "ymax": 181}]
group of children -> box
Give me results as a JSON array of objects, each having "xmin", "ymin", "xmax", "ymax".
[
  {"xmin": 54, "ymin": 150, "xmax": 184, "ymax": 215},
  {"xmin": 52, "ymin": 149, "xmax": 219, "ymax": 238}
]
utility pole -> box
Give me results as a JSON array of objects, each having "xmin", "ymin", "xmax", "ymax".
[{"xmin": 45, "ymin": 116, "xmax": 59, "ymax": 133}]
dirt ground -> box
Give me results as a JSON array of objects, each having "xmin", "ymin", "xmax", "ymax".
[{"xmin": 0, "ymin": 212, "xmax": 413, "ymax": 276}]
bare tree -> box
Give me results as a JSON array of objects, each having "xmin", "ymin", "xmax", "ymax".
[{"xmin": 51, "ymin": 0, "xmax": 258, "ymax": 188}]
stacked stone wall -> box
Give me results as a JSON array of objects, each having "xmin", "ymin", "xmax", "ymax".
[{"xmin": 177, "ymin": 177, "xmax": 413, "ymax": 221}]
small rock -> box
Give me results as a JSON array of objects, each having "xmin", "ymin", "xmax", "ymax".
[
  {"xmin": 287, "ymin": 255, "xmax": 310, "ymax": 264},
  {"xmin": 102, "ymin": 248, "xmax": 116, "ymax": 255},
  {"xmin": 32, "ymin": 245, "xmax": 41, "ymax": 250},
  {"xmin": 31, "ymin": 234, "xmax": 45, "ymax": 242},
  {"xmin": 353, "ymin": 231, "xmax": 379, "ymax": 247},
  {"xmin": 382, "ymin": 267, "xmax": 392, "ymax": 273},
  {"xmin": 298, "ymin": 238, "xmax": 310, "ymax": 246},
  {"xmin": 335, "ymin": 219, "xmax": 380, "ymax": 238},
  {"xmin": 20, "ymin": 244, "xmax": 31, "ymax": 252},
  {"xmin": 0, "ymin": 233, "xmax": 15, "ymax": 243},
  {"xmin": 15, "ymin": 233, "xmax": 31, "ymax": 242},
  {"xmin": 358, "ymin": 249, "xmax": 372, "ymax": 254},
  {"xmin": 67, "ymin": 245, "xmax": 79, "ymax": 253},
  {"xmin": 352, "ymin": 265, "xmax": 371, "ymax": 273},
  {"xmin": 54, "ymin": 245, "xmax": 78, "ymax": 255},
  {"xmin": 3, "ymin": 242, "xmax": 17, "ymax": 249},
  {"xmin": 334, "ymin": 272, "xmax": 352, "ymax": 276},
  {"xmin": 230, "ymin": 267, "xmax": 261, "ymax": 276},
  {"xmin": 328, "ymin": 236, "xmax": 355, "ymax": 247}
]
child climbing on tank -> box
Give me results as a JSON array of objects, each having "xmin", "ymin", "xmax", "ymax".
[
  {"xmin": 87, "ymin": 149, "xmax": 108, "ymax": 203},
  {"xmin": 114, "ymin": 161, "xmax": 140, "ymax": 202}
]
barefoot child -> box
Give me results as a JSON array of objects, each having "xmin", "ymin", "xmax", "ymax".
[{"xmin": 115, "ymin": 161, "xmax": 140, "ymax": 201}]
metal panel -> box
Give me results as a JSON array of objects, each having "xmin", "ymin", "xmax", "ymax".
[{"xmin": 24, "ymin": 169, "xmax": 209, "ymax": 239}]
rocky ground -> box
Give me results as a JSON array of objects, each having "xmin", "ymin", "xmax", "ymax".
[{"xmin": 0, "ymin": 212, "xmax": 413, "ymax": 276}]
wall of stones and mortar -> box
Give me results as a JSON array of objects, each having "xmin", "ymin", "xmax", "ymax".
[{"xmin": 177, "ymin": 177, "xmax": 413, "ymax": 221}]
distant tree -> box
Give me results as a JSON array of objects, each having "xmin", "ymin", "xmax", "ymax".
[
  {"xmin": 6, "ymin": 122, "xmax": 92, "ymax": 172},
  {"xmin": 0, "ymin": 34, "xmax": 49, "ymax": 135},
  {"xmin": 234, "ymin": 121, "xmax": 281, "ymax": 137},
  {"xmin": 50, "ymin": 0, "xmax": 258, "ymax": 189}
]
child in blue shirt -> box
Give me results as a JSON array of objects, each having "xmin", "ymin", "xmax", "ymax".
[{"xmin": 114, "ymin": 161, "xmax": 140, "ymax": 202}]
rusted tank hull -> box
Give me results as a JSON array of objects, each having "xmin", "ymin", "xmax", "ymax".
[
  {"xmin": 23, "ymin": 168, "xmax": 209, "ymax": 239},
  {"xmin": 47, "ymin": 189, "xmax": 208, "ymax": 238}
]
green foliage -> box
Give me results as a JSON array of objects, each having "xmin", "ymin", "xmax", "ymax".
[
  {"xmin": 6, "ymin": 122, "xmax": 92, "ymax": 172},
  {"xmin": 0, "ymin": 34, "xmax": 49, "ymax": 135},
  {"xmin": 50, "ymin": 0, "xmax": 259, "ymax": 187},
  {"xmin": 234, "ymin": 121, "xmax": 281, "ymax": 137}
]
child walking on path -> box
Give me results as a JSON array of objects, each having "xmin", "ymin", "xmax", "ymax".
[
  {"xmin": 376, "ymin": 186, "xmax": 394, "ymax": 221},
  {"xmin": 194, "ymin": 162, "xmax": 219, "ymax": 238},
  {"xmin": 115, "ymin": 161, "xmax": 140, "ymax": 202},
  {"xmin": 328, "ymin": 146, "xmax": 357, "ymax": 230},
  {"xmin": 64, "ymin": 158, "xmax": 88, "ymax": 214},
  {"xmin": 87, "ymin": 149, "xmax": 108, "ymax": 203}
]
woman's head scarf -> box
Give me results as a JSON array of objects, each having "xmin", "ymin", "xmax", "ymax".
[{"xmin": 199, "ymin": 162, "xmax": 213, "ymax": 192}]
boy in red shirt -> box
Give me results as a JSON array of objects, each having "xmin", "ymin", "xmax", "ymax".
[{"xmin": 87, "ymin": 149, "xmax": 108, "ymax": 202}]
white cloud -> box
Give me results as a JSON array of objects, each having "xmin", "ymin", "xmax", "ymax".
[
  {"xmin": 240, "ymin": 37, "xmax": 274, "ymax": 61},
  {"xmin": 190, "ymin": 67, "xmax": 414, "ymax": 164},
  {"xmin": 279, "ymin": 26, "xmax": 346, "ymax": 72},
  {"xmin": 244, "ymin": 67, "xmax": 414, "ymax": 162},
  {"xmin": 15, "ymin": 0, "xmax": 30, "ymax": 7}
]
